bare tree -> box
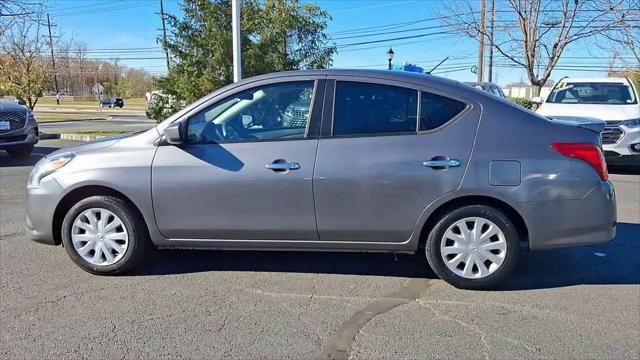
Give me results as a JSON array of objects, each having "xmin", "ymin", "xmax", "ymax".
[
  {"xmin": 440, "ymin": 0, "xmax": 635, "ymax": 95},
  {"xmin": 0, "ymin": 0, "xmax": 43, "ymax": 36},
  {"xmin": 0, "ymin": 12, "xmax": 48, "ymax": 109},
  {"xmin": 602, "ymin": 1, "xmax": 640, "ymax": 69},
  {"xmin": 73, "ymin": 40, "xmax": 89, "ymax": 95}
]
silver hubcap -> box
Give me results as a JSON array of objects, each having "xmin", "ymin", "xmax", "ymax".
[
  {"xmin": 440, "ymin": 217, "xmax": 507, "ymax": 279},
  {"xmin": 71, "ymin": 208, "xmax": 129, "ymax": 266}
]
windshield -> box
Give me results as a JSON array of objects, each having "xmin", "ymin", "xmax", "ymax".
[{"xmin": 547, "ymin": 82, "xmax": 637, "ymax": 105}]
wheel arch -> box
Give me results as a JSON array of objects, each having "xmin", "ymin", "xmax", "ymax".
[
  {"xmin": 418, "ymin": 195, "xmax": 530, "ymax": 249},
  {"xmin": 52, "ymin": 185, "xmax": 149, "ymax": 245}
]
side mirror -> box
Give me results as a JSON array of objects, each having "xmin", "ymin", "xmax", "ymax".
[
  {"xmin": 163, "ymin": 121, "xmax": 184, "ymax": 145},
  {"xmin": 531, "ymin": 96, "xmax": 543, "ymax": 104}
]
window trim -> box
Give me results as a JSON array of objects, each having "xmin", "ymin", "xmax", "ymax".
[
  {"xmin": 325, "ymin": 78, "xmax": 472, "ymax": 139},
  {"xmin": 417, "ymin": 91, "xmax": 471, "ymax": 134},
  {"xmin": 330, "ymin": 80, "xmax": 420, "ymax": 138},
  {"xmin": 182, "ymin": 79, "xmax": 322, "ymax": 146}
]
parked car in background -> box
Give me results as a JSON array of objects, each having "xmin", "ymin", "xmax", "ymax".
[
  {"xmin": 0, "ymin": 100, "xmax": 39, "ymax": 158},
  {"xmin": 26, "ymin": 70, "xmax": 615, "ymax": 289},
  {"xmin": 465, "ymin": 82, "xmax": 507, "ymax": 98},
  {"xmin": 100, "ymin": 97, "xmax": 124, "ymax": 108},
  {"xmin": 536, "ymin": 77, "xmax": 640, "ymax": 168}
]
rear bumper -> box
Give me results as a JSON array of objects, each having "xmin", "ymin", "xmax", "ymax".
[{"xmin": 516, "ymin": 181, "xmax": 617, "ymax": 251}]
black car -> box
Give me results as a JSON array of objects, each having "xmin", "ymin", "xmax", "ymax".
[
  {"xmin": 101, "ymin": 97, "xmax": 124, "ymax": 108},
  {"xmin": 0, "ymin": 100, "xmax": 39, "ymax": 158}
]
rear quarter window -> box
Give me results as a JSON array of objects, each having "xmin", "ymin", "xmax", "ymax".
[{"xmin": 419, "ymin": 92, "xmax": 467, "ymax": 131}]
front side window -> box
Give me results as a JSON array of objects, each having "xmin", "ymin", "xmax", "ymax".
[
  {"xmin": 419, "ymin": 92, "xmax": 467, "ymax": 131},
  {"xmin": 333, "ymin": 82, "xmax": 418, "ymax": 136},
  {"xmin": 187, "ymin": 81, "xmax": 314, "ymax": 143},
  {"xmin": 547, "ymin": 82, "xmax": 638, "ymax": 104}
]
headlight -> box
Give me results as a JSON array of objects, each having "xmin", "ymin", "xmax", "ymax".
[
  {"xmin": 622, "ymin": 118, "xmax": 640, "ymax": 128},
  {"xmin": 28, "ymin": 153, "xmax": 74, "ymax": 189}
]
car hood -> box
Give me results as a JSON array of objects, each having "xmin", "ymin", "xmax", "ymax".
[
  {"xmin": 46, "ymin": 132, "xmax": 136, "ymax": 159},
  {"xmin": 536, "ymin": 103, "xmax": 640, "ymax": 121}
]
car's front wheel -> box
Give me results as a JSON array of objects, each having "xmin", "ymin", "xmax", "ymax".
[
  {"xmin": 61, "ymin": 196, "xmax": 148, "ymax": 275},
  {"xmin": 6, "ymin": 145, "xmax": 34, "ymax": 158},
  {"xmin": 425, "ymin": 205, "xmax": 519, "ymax": 289}
]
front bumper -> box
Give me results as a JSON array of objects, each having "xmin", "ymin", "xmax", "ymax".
[
  {"xmin": 603, "ymin": 125, "xmax": 640, "ymax": 157},
  {"xmin": 26, "ymin": 176, "xmax": 64, "ymax": 245},
  {"xmin": 0, "ymin": 126, "xmax": 39, "ymax": 150},
  {"xmin": 516, "ymin": 180, "xmax": 617, "ymax": 251}
]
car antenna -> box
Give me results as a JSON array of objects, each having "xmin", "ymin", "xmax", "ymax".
[{"xmin": 426, "ymin": 57, "xmax": 449, "ymax": 74}]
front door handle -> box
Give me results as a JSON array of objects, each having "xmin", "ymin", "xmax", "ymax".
[
  {"xmin": 265, "ymin": 161, "xmax": 300, "ymax": 172},
  {"xmin": 422, "ymin": 159, "xmax": 461, "ymax": 169}
]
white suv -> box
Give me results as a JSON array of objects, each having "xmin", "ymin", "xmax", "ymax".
[{"xmin": 536, "ymin": 77, "xmax": 640, "ymax": 167}]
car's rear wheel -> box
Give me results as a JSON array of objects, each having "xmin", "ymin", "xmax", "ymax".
[
  {"xmin": 6, "ymin": 145, "xmax": 34, "ymax": 158},
  {"xmin": 61, "ymin": 196, "xmax": 147, "ymax": 275},
  {"xmin": 425, "ymin": 205, "xmax": 519, "ymax": 289}
]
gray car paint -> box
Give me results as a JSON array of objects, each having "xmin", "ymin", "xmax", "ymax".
[{"xmin": 26, "ymin": 69, "xmax": 616, "ymax": 253}]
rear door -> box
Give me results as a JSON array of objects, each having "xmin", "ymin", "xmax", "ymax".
[{"xmin": 313, "ymin": 77, "xmax": 480, "ymax": 243}]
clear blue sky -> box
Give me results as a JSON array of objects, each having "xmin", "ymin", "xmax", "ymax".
[{"xmin": 45, "ymin": 0, "xmax": 632, "ymax": 86}]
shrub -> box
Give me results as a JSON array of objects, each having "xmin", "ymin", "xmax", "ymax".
[
  {"xmin": 508, "ymin": 97, "xmax": 533, "ymax": 109},
  {"xmin": 145, "ymin": 93, "xmax": 185, "ymax": 122}
]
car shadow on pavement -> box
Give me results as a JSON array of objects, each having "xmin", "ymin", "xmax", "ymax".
[
  {"xmin": 0, "ymin": 146, "xmax": 59, "ymax": 167},
  {"xmin": 500, "ymin": 222, "xmax": 640, "ymax": 290},
  {"xmin": 139, "ymin": 222, "xmax": 639, "ymax": 290},
  {"xmin": 609, "ymin": 165, "xmax": 640, "ymax": 175}
]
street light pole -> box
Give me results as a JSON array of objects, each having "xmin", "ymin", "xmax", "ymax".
[
  {"xmin": 387, "ymin": 47, "xmax": 394, "ymax": 70},
  {"xmin": 232, "ymin": 0, "xmax": 242, "ymax": 82}
]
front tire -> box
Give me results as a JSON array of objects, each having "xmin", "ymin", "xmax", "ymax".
[
  {"xmin": 425, "ymin": 205, "xmax": 519, "ymax": 290},
  {"xmin": 6, "ymin": 145, "xmax": 34, "ymax": 158},
  {"xmin": 61, "ymin": 196, "xmax": 148, "ymax": 275}
]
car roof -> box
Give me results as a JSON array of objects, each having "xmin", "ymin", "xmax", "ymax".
[
  {"xmin": 241, "ymin": 69, "xmax": 468, "ymax": 90},
  {"xmin": 562, "ymin": 77, "xmax": 629, "ymax": 84}
]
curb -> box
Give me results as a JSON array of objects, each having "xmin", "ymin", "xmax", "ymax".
[
  {"xmin": 59, "ymin": 133, "xmax": 108, "ymax": 142},
  {"xmin": 37, "ymin": 116, "xmax": 111, "ymax": 123},
  {"xmin": 39, "ymin": 133, "xmax": 115, "ymax": 141}
]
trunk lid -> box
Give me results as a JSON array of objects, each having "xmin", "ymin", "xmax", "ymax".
[{"xmin": 546, "ymin": 116, "xmax": 606, "ymax": 134}]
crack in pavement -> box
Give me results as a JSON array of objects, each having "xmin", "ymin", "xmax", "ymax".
[
  {"xmin": 416, "ymin": 299, "xmax": 539, "ymax": 357},
  {"xmin": 318, "ymin": 278, "xmax": 431, "ymax": 360}
]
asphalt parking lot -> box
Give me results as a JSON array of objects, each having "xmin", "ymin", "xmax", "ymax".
[{"xmin": 1, "ymin": 139, "xmax": 639, "ymax": 359}]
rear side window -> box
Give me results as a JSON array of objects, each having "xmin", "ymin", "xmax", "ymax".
[
  {"xmin": 333, "ymin": 82, "xmax": 418, "ymax": 136},
  {"xmin": 419, "ymin": 92, "xmax": 467, "ymax": 131}
]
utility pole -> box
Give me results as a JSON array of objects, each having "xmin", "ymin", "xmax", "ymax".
[
  {"xmin": 487, "ymin": 0, "xmax": 495, "ymax": 82},
  {"xmin": 232, "ymin": 0, "xmax": 241, "ymax": 82},
  {"xmin": 477, "ymin": 0, "xmax": 487, "ymax": 83},
  {"xmin": 159, "ymin": 0, "xmax": 170, "ymax": 71},
  {"xmin": 46, "ymin": 14, "xmax": 60, "ymax": 105}
]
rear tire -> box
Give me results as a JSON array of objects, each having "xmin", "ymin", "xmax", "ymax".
[
  {"xmin": 425, "ymin": 205, "xmax": 519, "ymax": 290},
  {"xmin": 6, "ymin": 145, "xmax": 33, "ymax": 158},
  {"xmin": 61, "ymin": 195, "xmax": 148, "ymax": 275}
]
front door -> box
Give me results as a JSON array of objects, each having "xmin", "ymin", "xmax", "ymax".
[
  {"xmin": 152, "ymin": 80, "xmax": 322, "ymax": 240},
  {"xmin": 313, "ymin": 78, "xmax": 479, "ymax": 243}
]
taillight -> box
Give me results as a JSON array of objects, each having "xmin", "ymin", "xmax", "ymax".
[{"xmin": 551, "ymin": 143, "xmax": 608, "ymax": 181}]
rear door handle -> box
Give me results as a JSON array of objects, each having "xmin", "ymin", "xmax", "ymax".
[
  {"xmin": 265, "ymin": 161, "xmax": 300, "ymax": 171},
  {"xmin": 422, "ymin": 159, "xmax": 461, "ymax": 169}
]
